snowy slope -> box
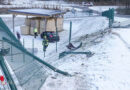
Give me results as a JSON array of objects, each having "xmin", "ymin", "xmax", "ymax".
[
  {"xmin": 19, "ymin": 16, "xmax": 108, "ymax": 62},
  {"xmin": 89, "ymin": 6, "xmax": 118, "ymax": 12},
  {"xmin": 72, "ymin": 17, "xmax": 108, "ymax": 39},
  {"xmin": 11, "ymin": 0, "xmax": 36, "ymax": 4},
  {"xmin": 41, "ymin": 28, "xmax": 130, "ymax": 90},
  {"xmin": 0, "ymin": 67, "xmax": 10, "ymax": 90},
  {"xmin": 1, "ymin": 5, "xmax": 130, "ymax": 90}
]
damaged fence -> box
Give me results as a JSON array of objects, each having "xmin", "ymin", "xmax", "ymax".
[{"xmin": 0, "ymin": 17, "xmax": 69, "ymax": 90}]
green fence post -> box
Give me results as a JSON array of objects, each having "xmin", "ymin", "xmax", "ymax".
[
  {"xmin": 32, "ymin": 39, "xmax": 34, "ymax": 60},
  {"xmin": 23, "ymin": 39, "xmax": 25, "ymax": 62},
  {"xmin": 109, "ymin": 8, "xmax": 111, "ymax": 28},
  {"xmin": 69, "ymin": 21, "xmax": 72, "ymax": 44},
  {"xmin": 112, "ymin": 8, "xmax": 114, "ymax": 23},
  {"xmin": 10, "ymin": 41, "xmax": 13, "ymax": 62}
]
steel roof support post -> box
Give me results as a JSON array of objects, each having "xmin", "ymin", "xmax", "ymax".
[
  {"xmin": 23, "ymin": 38, "xmax": 25, "ymax": 62},
  {"xmin": 44, "ymin": 18, "xmax": 47, "ymax": 32},
  {"xmin": 10, "ymin": 43, "xmax": 13, "ymax": 62},
  {"xmin": 12, "ymin": 14, "xmax": 15, "ymax": 33},
  {"xmin": 32, "ymin": 39, "xmax": 34, "ymax": 60},
  {"xmin": 11, "ymin": 14, "xmax": 16, "ymax": 62},
  {"xmin": 44, "ymin": 18, "xmax": 47, "ymax": 57},
  {"xmin": 26, "ymin": 15, "xmax": 30, "ymax": 34}
]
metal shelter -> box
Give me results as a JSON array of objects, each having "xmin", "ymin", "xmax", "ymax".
[
  {"xmin": 9, "ymin": 9, "xmax": 66, "ymax": 52},
  {"xmin": 8, "ymin": 9, "xmax": 66, "ymax": 32}
]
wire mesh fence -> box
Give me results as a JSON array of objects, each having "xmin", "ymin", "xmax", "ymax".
[
  {"xmin": 0, "ymin": 18, "xmax": 48, "ymax": 90},
  {"xmin": 0, "ymin": 33, "xmax": 49, "ymax": 90},
  {"xmin": 0, "ymin": 16, "xmax": 69, "ymax": 90}
]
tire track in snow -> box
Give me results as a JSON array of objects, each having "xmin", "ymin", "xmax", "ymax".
[{"xmin": 111, "ymin": 31, "xmax": 130, "ymax": 49}]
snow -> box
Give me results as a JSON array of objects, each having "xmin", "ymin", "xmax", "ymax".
[
  {"xmin": 72, "ymin": 17, "xmax": 108, "ymax": 39},
  {"xmin": 0, "ymin": 66, "xmax": 10, "ymax": 90},
  {"xmin": 1, "ymin": 4, "xmax": 130, "ymax": 90},
  {"xmin": 9, "ymin": 9, "xmax": 65, "ymax": 16},
  {"xmin": 11, "ymin": 0, "xmax": 36, "ymax": 4},
  {"xmin": 40, "ymin": 6, "xmax": 130, "ymax": 90},
  {"xmin": 18, "ymin": 16, "xmax": 108, "ymax": 62},
  {"xmin": 11, "ymin": 0, "xmax": 66, "ymax": 5},
  {"xmin": 0, "ymin": 68, "xmax": 5, "ymax": 89},
  {"xmin": 113, "ymin": 17, "xmax": 130, "ymax": 28},
  {"xmin": 0, "ymin": 14, "xmax": 27, "ymax": 18},
  {"xmin": 41, "ymin": 27, "xmax": 130, "ymax": 90},
  {"xmin": 8, "ymin": 9, "xmax": 130, "ymax": 90},
  {"xmin": 89, "ymin": 6, "xmax": 118, "ymax": 12},
  {"xmin": 4, "ymin": 58, "xmax": 23, "ymax": 90}
]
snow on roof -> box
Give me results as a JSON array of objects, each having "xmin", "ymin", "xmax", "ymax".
[{"xmin": 8, "ymin": 9, "xmax": 66, "ymax": 17}]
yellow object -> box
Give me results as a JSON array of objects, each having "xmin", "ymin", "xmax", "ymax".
[
  {"xmin": 44, "ymin": 35, "xmax": 47, "ymax": 39},
  {"xmin": 34, "ymin": 28, "xmax": 38, "ymax": 33},
  {"xmin": 42, "ymin": 36, "xmax": 49, "ymax": 46}
]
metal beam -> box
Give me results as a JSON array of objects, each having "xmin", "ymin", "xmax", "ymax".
[
  {"xmin": 12, "ymin": 14, "xmax": 15, "ymax": 33},
  {"xmin": 2, "ymin": 37, "xmax": 70, "ymax": 76},
  {"xmin": 69, "ymin": 21, "xmax": 72, "ymax": 44}
]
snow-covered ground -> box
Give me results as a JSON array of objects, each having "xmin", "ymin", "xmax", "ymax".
[
  {"xmin": 89, "ymin": 6, "xmax": 118, "ymax": 12},
  {"xmin": 0, "ymin": 68, "xmax": 5, "ymax": 90},
  {"xmin": 0, "ymin": 67, "xmax": 10, "ymax": 90},
  {"xmin": 113, "ymin": 17, "xmax": 130, "ymax": 28},
  {"xmin": 19, "ymin": 16, "xmax": 108, "ymax": 62},
  {"xmin": 40, "ymin": 28, "xmax": 130, "ymax": 90},
  {"xmin": 40, "ymin": 6, "xmax": 130, "ymax": 90},
  {"xmin": 0, "ymin": 4, "xmax": 130, "ymax": 90},
  {"xmin": 17, "ymin": 15, "xmax": 130, "ymax": 90}
]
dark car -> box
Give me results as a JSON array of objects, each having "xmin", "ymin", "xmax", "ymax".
[{"xmin": 40, "ymin": 31, "xmax": 60, "ymax": 42}]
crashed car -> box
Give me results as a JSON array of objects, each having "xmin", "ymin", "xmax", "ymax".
[{"xmin": 40, "ymin": 31, "xmax": 60, "ymax": 42}]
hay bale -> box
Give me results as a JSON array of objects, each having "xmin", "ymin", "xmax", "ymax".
[
  {"xmin": 25, "ymin": 19, "xmax": 31, "ymax": 26},
  {"xmin": 20, "ymin": 26, "xmax": 29, "ymax": 35},
  {"xmin": 40, "ymin": 19, "xmax": 46, "ymax": 33},
  {"xmin": 39, "ymin": 17, "xmax": 63, "ymax": 33},
  {"xmin": 46, "ymin": 18, "xmax": 56, "ymax": 32},
  {"xmin": 30, "ymin": 27, "xmax": 35, "ymax": 35}
]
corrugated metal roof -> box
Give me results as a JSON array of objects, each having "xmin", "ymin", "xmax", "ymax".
[{"xmin": 8, "ymin": 9, "xmax": 66, "ymax": 17}]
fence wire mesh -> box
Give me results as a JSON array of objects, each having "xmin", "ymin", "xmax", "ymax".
[{"xmin": 0, "ymin": 18, "xmax": 49, "ymax": 90}]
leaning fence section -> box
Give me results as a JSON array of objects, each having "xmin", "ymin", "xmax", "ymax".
[
  {"xmin": 0, "ymin": 17, "xmax": 69, "ymax": 90},
  {"xmin": 0, "ymin": 28, "xmax": 48, "ymax": 90}
]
